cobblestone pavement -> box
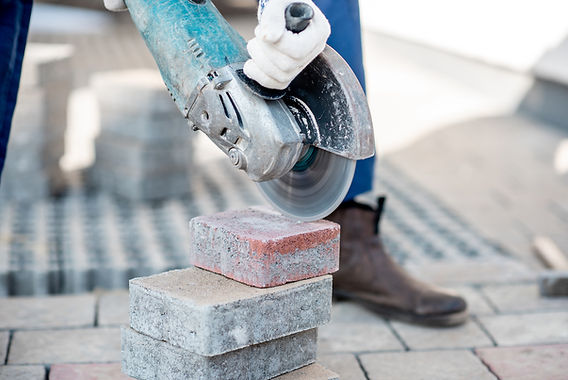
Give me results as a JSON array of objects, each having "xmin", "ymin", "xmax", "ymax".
[
  {"xmin": 1, "ymin": 3, "xmax": 567, "ymax": 380},
  {"xmin": 1, "ymin": 286, "xmax": 568, "ymax": 379},
  {"xmin": 0, "ymin": 159, "xmax": 530, "ymax": 296},
  {"xmin": 386, "ymin": 115, "xmax": 568, "ymax": 270}
]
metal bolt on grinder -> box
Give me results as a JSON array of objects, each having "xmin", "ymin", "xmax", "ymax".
[{"xmin": 124, "ymin": 0, "xmax": 375, "ymax": 220}]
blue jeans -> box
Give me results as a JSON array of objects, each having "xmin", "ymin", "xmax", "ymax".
[
  {"xmin": 315, "ymin": 0, "xmax": 375, "ymax": 200},
  {"xmin": 0, "ymin": 0, "xmax": 33, "ymax": 182}
]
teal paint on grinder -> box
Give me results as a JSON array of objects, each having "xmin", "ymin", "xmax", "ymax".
[{"xmin": 124, "ymin": 0, "xmax": 249, "ymax": 115}]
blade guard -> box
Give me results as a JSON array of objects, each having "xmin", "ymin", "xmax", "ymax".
[{"xmin": 285, "ymin": 46, "xmax": 375, "ymax": 161}]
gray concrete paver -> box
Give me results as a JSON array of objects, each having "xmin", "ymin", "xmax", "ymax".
[
  {"xmin": 327, "ymin": 301, "xmax": 388, "ymax": 324},
  {"xmin": 0, "ymin": 332, "xmax": 8, "ymax": 364},
  {"xmin": 318, "ymin": 319, "xmax": 404, "ymax": 354},
  {"xmin": 481, "ymin": 283, "xmax": 568, "ymax": 313},
  {"xmin": 318, "ymin": 302, "xmax": 403, "ymax": 353},
  {"xmin": 0, "ymin": 365, "xmax": 45, "ymax": 380},
  {"xmin": 390, "ymin": 320, "xmax": 493, "ymax": 350},
  {"xmin": 0, "ymin": 294, "xmax": 95, "ymax": 330},
  {"xmin": 98, "ymin": 290, "xmax": 129, "ymax": 326},
  {"xmin": 318, "ymin": 354, "xmax": 367, "ymax": 380},
  {"xmin": 8, "ymin": 327, "xmax": 121, "ymax": 365},
  {"xmin": 479, "ymin": 312, "xmax": 568, "ymax": 346},
  {"xmin": 122, "ymin": 327, "xmax": 316, "ymax": 380},
  {"xmin": 360, "ymin": 350, "xmax": 497, "ymax": 380}
]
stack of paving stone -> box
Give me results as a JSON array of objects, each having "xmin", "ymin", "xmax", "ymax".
[
  {"xmin": 0, "ymin": 43, "xmax": 73, "ymax": 201},
  {"xmin": 122, "ymin": 207, "xmax": 341, "ymax": 379},
  {"xmin": 90, "ymin": 69, "xmax": 193, "ymax": 201}
]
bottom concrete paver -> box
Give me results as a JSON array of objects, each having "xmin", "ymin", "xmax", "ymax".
[
  {"xmin": 318, "ymin": 302, "xmax": 403, "ymax": 353},
  {"xmin": 274, "ymin": 363, "xmax": 339, "ymax": 380},
  {"xmin": 481, "ymin": 283, "xmax": 568, "ymax": 313},
  {"xmin": 360, "ymin": 350, "xmax": 497, "ymax": 380},
  {"xmin": 479, "ymin": 312, "xmax": 568, "ymax": 346},
  {"xmin": 122, "ymin": 326, "xmax": 317, "ymax": 380},
  {"xmin": 318, "ymin": 353, "xmax": 367, "ymax": 380},
  {"xmin": 49, "ymin": 363, "xmax": 133, "ymax": 380},
  {"xmin": 8, "ymin": 327, "xmax": 121, "ymax": 364},
  {"xmin": 390, "ymin": 320, "xmax": 493, "ymax": 349},
  {"xmin": 0, "ymin": 332, "xmax": 8, "ymax": 363},
  {"xmin": 0, "ymin": 365, "xmax": 45, "ymax": 380},
  {"xmin": 98, "ymin": 291, "xmax": 129, "ymax": 326},
  {"xmin": 476, "ymin": 344, "xmax": 568, "ymax": 380}
]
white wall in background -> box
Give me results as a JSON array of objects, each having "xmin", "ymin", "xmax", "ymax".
[{"xmin": 359, "ymin": 0, "xmax": 568, "ymax": 74}]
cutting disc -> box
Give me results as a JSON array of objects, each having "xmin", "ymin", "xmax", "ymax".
[{"xmin": 257, "ymin": 146, "xmax": 356, "ymax": 221}]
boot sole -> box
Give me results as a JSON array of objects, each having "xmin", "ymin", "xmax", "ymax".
[{"xmin": 333, "ymin": 289, "xmax": 469, "ymax": 327}]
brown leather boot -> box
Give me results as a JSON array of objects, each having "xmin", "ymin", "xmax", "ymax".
[{"xmin": 326, "ymin": 197, "xmax": 468, "ymax": 326}]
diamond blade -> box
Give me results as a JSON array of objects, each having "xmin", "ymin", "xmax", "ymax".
[{"xmin": 256, "ymin": 148, "xmax": 356, "ymax": 221}]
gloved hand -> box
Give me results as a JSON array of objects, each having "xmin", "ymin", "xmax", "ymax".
[
  {"xmin": 104, "ymin": 0, "xmax": 127, "ymax": 12},
  {"xmin": 244, "ymin": 0, "xmax": 330, "ymax": 90}
]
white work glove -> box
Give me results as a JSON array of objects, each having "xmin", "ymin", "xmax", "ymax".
[
  {"xmin": 104, "ymin": 0, "xmax": 127, "ymax": 12},
  {"xmin": 244, "ymin": 0, "xmax": 330, "ymax": 90}
]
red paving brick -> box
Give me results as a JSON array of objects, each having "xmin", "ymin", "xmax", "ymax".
[
  {"xmin": 476, "ymin": 344, "xmax": 568, "ymax": 380},
  {"xmin": 189, "ymin": 207, "xmax": 340, "ymax": 287},
  {"xmin": 49, "ymin": 363, "xmax": 132, "ymax": 380}
]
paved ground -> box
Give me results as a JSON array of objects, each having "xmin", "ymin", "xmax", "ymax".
[
  {"xmin": 1, "ymin": 287, "xmax": 568, "ymax": 379},
  {"xmin": 1, "ymin": 3, "xmax": 567, "ymax": 379}
]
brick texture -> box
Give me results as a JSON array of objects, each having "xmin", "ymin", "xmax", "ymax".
[{"xmin": 189, "ymin": 207, "xmax": 340, "ymax": 287}]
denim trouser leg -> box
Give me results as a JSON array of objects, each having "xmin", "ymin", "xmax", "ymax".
[
  {"xmin": 314, "ymin": 0, "xmax": 375, "ymax": 200},
  {"xmin": 0, "ymin": 0, "xmax": 33, "ymax": 181}
]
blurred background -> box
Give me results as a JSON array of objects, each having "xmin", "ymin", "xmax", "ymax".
[{"xmin": 1, "ymin": 0, "xmax": 567, "ymax": 296}]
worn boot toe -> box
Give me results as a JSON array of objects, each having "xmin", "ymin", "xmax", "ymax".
[{"xmin": 414, "ymin": 290, "xmax": 468, "ymax": 326}]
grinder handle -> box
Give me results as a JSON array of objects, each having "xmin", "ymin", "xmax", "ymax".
[{"xmin": 285, "ymin": 2, "xmax": 314, "ymax": 33}]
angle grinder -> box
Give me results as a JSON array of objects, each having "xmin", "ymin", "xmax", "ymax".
[{"xmin": 123, "ymin": 0, "xmax": 375, "ymax": 220}]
